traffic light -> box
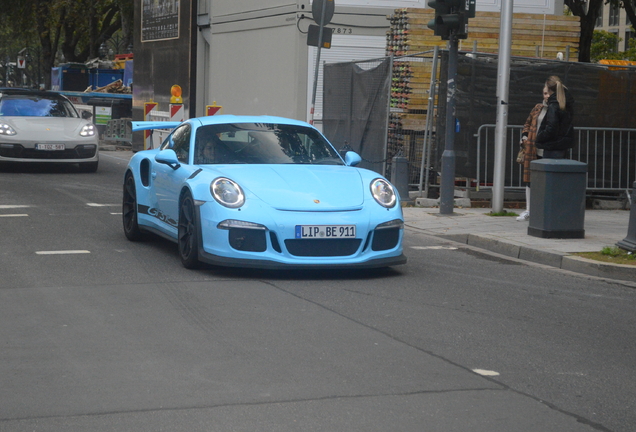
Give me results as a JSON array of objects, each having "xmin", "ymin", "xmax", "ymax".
[{"xmin": 427, "ymin": 0, "xmax": 473, "ymax": 40}]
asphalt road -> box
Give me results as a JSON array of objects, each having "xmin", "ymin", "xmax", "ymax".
[{"xmin": 0, "ymin": 152, "xmax": 634, "ymax": 432}]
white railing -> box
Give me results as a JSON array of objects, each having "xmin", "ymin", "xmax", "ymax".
[{"xmin": 476, "ymin": 124, "xmax": 636, "ymax": 192}]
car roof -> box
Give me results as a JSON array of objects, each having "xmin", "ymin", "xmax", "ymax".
[
  {"xmin": 193, "ymin": 115, "xmax": 313, "ymax": 128},
  {"xmin": 0, "ymin": 88, "xmax": 69, "ymax": 101}
]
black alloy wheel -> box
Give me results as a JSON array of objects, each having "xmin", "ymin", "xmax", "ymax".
[
  {"xmin": 178, "ymin": 192, "xmax": 201, "ymax": 269},
  {"xmin": 122, "ymin": 173, "xmax": 144, "ymax": 241}
]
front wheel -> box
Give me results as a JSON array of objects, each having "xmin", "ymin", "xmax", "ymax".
[{"xmin": 178, "ymin": 192, "xmax": 201, "ymax": 269}]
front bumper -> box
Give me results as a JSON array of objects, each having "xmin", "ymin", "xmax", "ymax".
[
  {"xmin": 0, "ymin": 143, "xmax": 98, "ymax": 163},
  {"xmin": 195, "ymin": 201, "xmax": 406, "ymax": 269}
]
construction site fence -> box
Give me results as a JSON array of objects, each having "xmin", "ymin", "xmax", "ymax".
[{"xmin": 475, "ymin": 124, "xmax": 636, "ymax": 195}]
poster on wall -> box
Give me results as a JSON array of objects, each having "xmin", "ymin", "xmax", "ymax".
[
  {"xmin": 95, "ymin": 106, "xmax": 112, "ymax": 125},
  {"xmin": 141, "ymin": 0, "xmax": 180, "ymax": 42}
]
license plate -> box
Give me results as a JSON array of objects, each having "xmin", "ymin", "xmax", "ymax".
[
  {"xmin": 295, "ymin": 225, "xmax": 356, "ymax": 239},
  {"xmin": 36, "ymin": 144, "xmax": 65, "ymax": 151}
]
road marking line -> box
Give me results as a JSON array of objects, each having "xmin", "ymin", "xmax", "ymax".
[
  {"xmin": 0, "ymin": 214, "xmax": 28, "ymax": 217},
  {"xmin": 0, "ymin": 205, "xmax": 31, "ymax": 209},
  {"xmin": 411, "ymin": 246, "xmax": 458, "ymax": 250},
  {"xmin": 87, "ymin": 203, "xmax": 119, "ymax": 207},
  {"xmin": 36, "ymin": 250, "xmax": 91, "ymax": 255},
  {"xmin": 473, "ymin": 369, "xmax": 500, "ymax": 376},
  {"xmin": 110, "ymin": 212, "xmax": 122, "ymax": 215}
]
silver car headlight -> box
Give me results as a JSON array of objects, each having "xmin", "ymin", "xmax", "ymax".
[
  {"xmin": 80, "ymin": 124, "xmax": 96, "ymax": 137},
  {"xmin": 0, "ymin": 124, "xmax": 17, "ymax": 135},
  {"xmin": 370, "ymin": 178, "xmax": 397, "ymax": 208},
  {"xmin": 211, "ymin": 177, "xmax": 245, "ymax": 208}
]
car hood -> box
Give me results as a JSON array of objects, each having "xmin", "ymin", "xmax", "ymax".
[
  {"xmin": 212, "ymin": 165, "xmax": 365, "ymax": 211},
  {"xmin": 7, "ymin": 117, "xmax": 90, "ymax": 140}
]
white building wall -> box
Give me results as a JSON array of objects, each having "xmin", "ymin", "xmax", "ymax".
[
  {"xmin": 594, "ymin": 2, "xmax": 634, "ymax": 52},
  {"xmin": 195, "ymin": 0, "xmax": 567, "ymax": 121}
]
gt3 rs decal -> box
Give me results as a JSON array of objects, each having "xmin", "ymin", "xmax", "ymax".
[{"xmin": 138, "ymin": 204, "xmax": 178, "ymax": 227}]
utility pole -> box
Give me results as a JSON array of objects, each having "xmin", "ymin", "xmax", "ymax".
[
  {"xmin": 308, "ymin": 0, "xmax": 334, "ymax": 125},
  {"xmin": 492, "ymin": 0, "xmax": 514, "ymax": 213},
  {"xmin": 427, "ymin": 0, "xmax": 475, "ymax": 215},
  {"xmin": 439, "ymin": 36, "xmax": 458, "ymax": 215}
]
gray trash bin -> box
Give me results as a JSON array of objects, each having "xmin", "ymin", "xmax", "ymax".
[
  {"xmin": 528, "ymin": 159, "xmax": 587, "ymax": 239},
  {"xmin": 391, "ymin": 156, "xmax": 411, "ymax": 203}
]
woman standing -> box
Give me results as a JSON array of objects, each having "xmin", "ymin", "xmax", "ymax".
[
  {"xmin": 535, "ymin": 75, "xmax": 575, "ymax": 159},
  {"xmin": 516, "ymin": 85, "xmax": 550, "ymax": 221},
  {"xmin": 517, "ymin": 75, "xmax": 574, "ymax": 221}
]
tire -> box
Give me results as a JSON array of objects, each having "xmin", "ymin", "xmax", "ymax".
[
  {"xmin": 178, "ymin": 192, "xmax": 201, "ymax": 269},
  {"xmin": 122, "ymin": 173, "xmax": 145, "ymax": 241},
  {"xmin": 79, "ymin": 161, "xmax": 98, "ymax": 173}
]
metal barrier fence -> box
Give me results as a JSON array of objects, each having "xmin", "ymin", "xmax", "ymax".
[{"xmin": 476, "ymin": 124, "xmax": 636, "ymax": 193}]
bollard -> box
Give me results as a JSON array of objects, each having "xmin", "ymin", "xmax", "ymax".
[
  {"xmin": 391, "ymin": 156, "xmax": 411, "ymax": 203},
  {"xmin": 528, "ymin": 159, "xmax": 587, "ymax": 239},
  {"xmin": 617, "ymin": 182, "xmax": 636, "ymax": 252}
]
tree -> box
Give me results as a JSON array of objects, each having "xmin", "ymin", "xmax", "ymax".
[
  {"xmin": 60, "ymin": 0, "xmax": 122, "ymax": 63},
  {"xmin": 569, "ymin": 0, "xmax": 636, "ymax": 62},
  {"xmin": 590, "ymin": 30, "xmax": 622, "ymax": 61},
  {"xmin": 0, "ymin": 0, "xmax": 132, "ymax": 89},
  {"xmin": 565, "ymin": 0, "xmax": 605, "ymax": 62},
  {"xmin": 610, "ymin": 0, "xmax": 636, "ymax": 31},
  {"xmin": 590, "ymin": 29, "xmax": 636, "ymax": 61}
]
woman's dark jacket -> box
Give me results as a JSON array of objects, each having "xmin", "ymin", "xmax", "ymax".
[{"xmin": 535, "ymin": 91, "xmax": 574, "ymax": 151}]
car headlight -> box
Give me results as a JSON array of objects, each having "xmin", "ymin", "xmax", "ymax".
[
  {"xmin": 79, "ymin": 124, "xmax": 96, "ymax": 137},
  {"xmin": 370, "ymin": 178, "xmax": 397, "ymax": 208},
  {"xmin": 0, "ymin": 124, "xmax": 17, "ymax": 135},
  {"xmin": 211, "ymin": 177, "xmax": 245, "ymax": 208}
]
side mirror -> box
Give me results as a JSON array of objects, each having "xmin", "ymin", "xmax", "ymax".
[
  {"xmin": 344, "ymin": 151, "xmax": 362, "ymax": 167},
  {"xmin": 81, "ymin": 111, "xmax": 93, "ymax": 120},
  {"xmin": 155, "ymin": 149, "xmax": 181, "ymax": 170}
]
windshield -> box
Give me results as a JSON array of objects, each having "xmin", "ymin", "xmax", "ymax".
[
  {"xmin": 0, "ymin": 95, "xmax": 79, "ymax": 118},
  {"xmin": 193, "ymin": 123, "xmax": 343, "ymax": 165}
]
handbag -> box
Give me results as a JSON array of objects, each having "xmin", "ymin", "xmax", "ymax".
[{"xmin": 516, "ymin": 144, "xmax": 525, "ymax": 164}]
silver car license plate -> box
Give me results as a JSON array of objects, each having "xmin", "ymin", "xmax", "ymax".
[
  {"xmin": 36, "ymin": 144, "xmax": 65, "ymax": 151},
  {"xmin": 295, "ymin": 225, "xmax": 356, "ymax": 239}
]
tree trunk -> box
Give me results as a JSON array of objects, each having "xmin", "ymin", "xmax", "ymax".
[
  {"xmin": 34, "ymin": 0, "xmax": 56, "ymax": 89},
  {"xmin": 624, "ymin": 1, "xmax": 636, "ymax": 36},
  {"xmin": 566, "ymin": 0, "xmax": 604, "ymax": 62},
  {"xmin": 117, "ymin": 0, "xmax": 134, "ymax": 52}
]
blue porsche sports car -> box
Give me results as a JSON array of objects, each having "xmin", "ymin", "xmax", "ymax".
[{"xmin": 123, "ymin": 115, "xmax": 406, "ymax": 269}]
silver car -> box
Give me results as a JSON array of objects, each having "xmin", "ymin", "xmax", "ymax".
[{"xmin": 0, "ymin": 89, "xmax": 99, "ymax": 172}]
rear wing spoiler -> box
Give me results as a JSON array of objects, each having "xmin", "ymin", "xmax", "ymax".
[{"xmin": 131, "ymin": 121, "xmax": 181, "ymax": 132}]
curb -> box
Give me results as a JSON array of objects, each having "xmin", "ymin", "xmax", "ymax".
[
  {"xmin": 436, "ymin": 233, "xmax": 636, "ymax": 283},
  {"xmin": 561, "ymin": 255, "xmax": 636, "ymax": 282}
]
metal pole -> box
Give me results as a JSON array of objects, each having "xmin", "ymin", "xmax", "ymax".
[
  {"xmin": 492, "ymin": 0, "xmax": 514, "ymax": 213},
  {"xmin": 383, "ymin": 54, "xmax": 394, "ymax": 178},
  {"xmin": 420, "ymin": 46, "xmax": 439, "ymax": 197},
  {"xmin": 439, "ymin": 37, "xmax": 458, "ymax": 215},
  {"xmin": 309, "ymin": 2, "xmax": 328, "ymax": 125}
]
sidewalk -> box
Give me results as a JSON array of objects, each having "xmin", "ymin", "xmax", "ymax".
[{"xmin": 403, "ymin": 207, "xmax": 636, "ymax": 283}]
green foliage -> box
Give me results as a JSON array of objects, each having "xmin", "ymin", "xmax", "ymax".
[
  {"xmin": 591, "ymin": 30, "xmax": 622, "ymax": 62},
  {"xmin": 0, "ymin": 0, "xmax": 133, "ymax": 88},
  {"xmin": 576, "ymin": 246, "xmax": 636, "ymax": 265},
  {"xmin": 591, "ymin": 30, "xmax": 636, "ymax": 62},
  {"xmin": 600, "ymin": 246, "xmax": 636, "ymax": 258},
  {"xmin": 624, "ymin": 38, "xmax": 636, "ymax": 60},
  {"xmin": 487, "ymin": 211, "xmax": 519, "ymax": 217}
]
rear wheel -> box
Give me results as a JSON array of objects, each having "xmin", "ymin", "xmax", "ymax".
[
  {"xmin": 178, "ymin": 192, "xmax": 201, "ymax": 269},
  {"xmin": 122, "ymin": 173, "xmax": 144, "ymax": 241}
]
